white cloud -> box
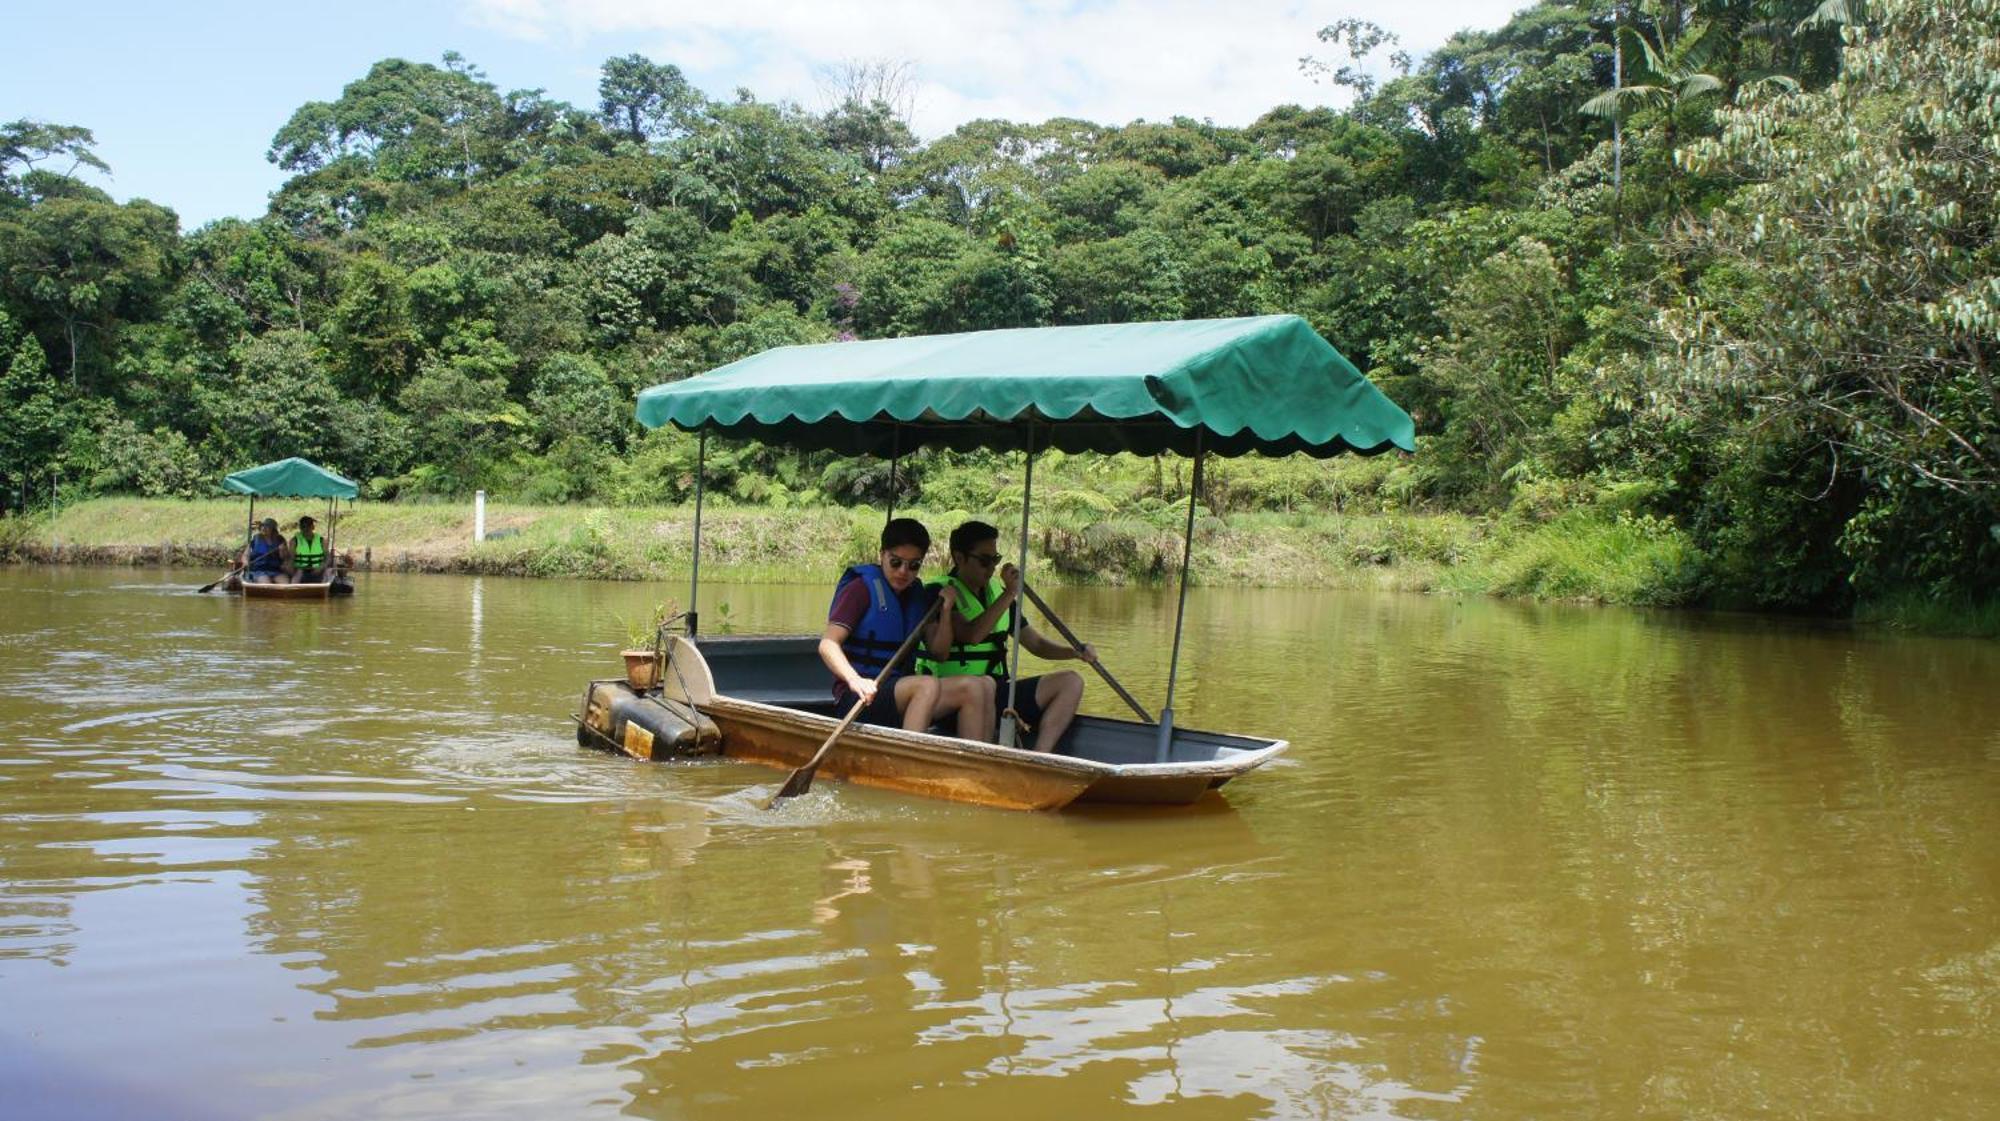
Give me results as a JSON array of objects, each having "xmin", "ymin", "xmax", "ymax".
[{"xmin": 460, "ymin": 0, "xmax": 1530, "ymax": 135}]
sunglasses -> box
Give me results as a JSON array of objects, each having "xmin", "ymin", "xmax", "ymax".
[
  {"xmin": 966, "ymin": 552, "xmax": 1003, "ymax": 566},
  {"xmin": 883, "ymin": 554, "xmax": 925, "ymax": 572}
]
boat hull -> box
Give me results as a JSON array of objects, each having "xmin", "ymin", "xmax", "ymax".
[
  {"xmin": 224, "ymin": 575, "xmax": 353, "ymax": 598},
  {"xmin": 240, "ymin": 580, "xmax": 332, "ymax": 601},
  {"xmin": 572, "ymin": 635, "xmax": 1291, "ymax": 811},
  {"xmin": 702, "ymin": 695, "xmax": 1101, "ymax": 810}
]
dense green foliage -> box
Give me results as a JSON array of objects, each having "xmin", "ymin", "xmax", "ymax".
[{"xmin": 2, "ymin": 0, "xmax": 1995, "ymax": 613}]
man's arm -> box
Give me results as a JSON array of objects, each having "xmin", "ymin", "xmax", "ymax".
[
  {"xmin": 925, "ymin": 584, "xmax": 958, "ymax": 660},
  {"xmin": 954, "ymin": 566, "xmax": 1022, "ymax": 644},
  {"xmin": 1019, "ymin": 622, "xmax": 1092, "ymax": 662},
  {"xmin": 818, "ymin": 623, "xmax": 876, "ymax": 701}
]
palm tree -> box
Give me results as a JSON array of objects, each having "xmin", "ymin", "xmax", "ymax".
[{"xmin": 1582, "ymin": 7, "xmax": 1725, "ymax": 216}]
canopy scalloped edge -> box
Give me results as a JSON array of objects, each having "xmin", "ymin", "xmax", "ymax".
[{"xmin": 635, "ymin": 315, "xmax": 1416, "ymax": 459}]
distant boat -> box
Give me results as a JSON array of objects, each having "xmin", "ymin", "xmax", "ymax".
[{"xmin": 213, "ymin": 457, "xmax": 358, "ymax": 600}]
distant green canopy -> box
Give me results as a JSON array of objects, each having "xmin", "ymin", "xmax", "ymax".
[
  {"xmin": 221, "ymin": 458, "xmax": 358, "ymax": 499},
  {"xmin": 635, "ymin": 315, "xmax": 1416, "ymax": 458}
]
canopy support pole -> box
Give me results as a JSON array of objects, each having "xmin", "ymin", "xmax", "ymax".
[
  {"xmin": 1156, "ymin": 435, "xmax": 1205, "ymax": 762},
  {"xmin": 999, "ymin": 423, "xmax": 1037, "ymax": 750},
  {"xmin": 688, "ymin": 431, "xmax": 706, "ymax": 638},
  {"xmin": 885, "ymin": 425, "xmax": 901, "ymax": 524},
  {"xmin": 245, "ymin": 496, "xmax": 257, "ymax": 571}
]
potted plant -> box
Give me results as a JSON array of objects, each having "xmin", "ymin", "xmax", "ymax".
[{"xmin": 619, "ymin": 602, "xmax": 678, "ymax": 691}]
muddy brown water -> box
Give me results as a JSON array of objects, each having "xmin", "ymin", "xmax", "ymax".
[{"xmin": 1, "ymin": 565, "xmax": 1995, "ymax": 1119}]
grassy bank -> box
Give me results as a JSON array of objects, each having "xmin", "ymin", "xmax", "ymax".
[
  {"xmin": 2, "ymin": 497, "xmax": 1481, "ymax": 591},
  {"xmin": 6, "ymin": 497, "xmax": 1993, "ymax": 634}
]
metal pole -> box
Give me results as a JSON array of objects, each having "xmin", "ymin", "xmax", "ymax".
[
  {"xmin": 1156, "ymin": 434, "xmax": 1204, "ymax": 762},
  {"xmin": 999, "ymin": 422, "xmax": 1036, "ymax": 749},
  {"xmin": 885, "ymin": 424, "xmax": 901, "ymax": 524},
  {"xmin": 474, "ymin": 490, "xmax": 486, "ymax": 542},
  {"xmin": 688, "ymin": 431, "xmax": 706, "ymax": 637}
]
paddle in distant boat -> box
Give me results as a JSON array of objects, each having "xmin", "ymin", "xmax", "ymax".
[{"xmin": 197, "ymin": 566, "xmax": 241, "ymax": 594}]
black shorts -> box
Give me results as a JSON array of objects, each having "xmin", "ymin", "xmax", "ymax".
[
  {"xmin": 995, "ymin": 675, "xmax": 1048, "ymax": 734},
  {"xmin": 833, "ymin": 678, "xmax": 909, "ymax": 728}
]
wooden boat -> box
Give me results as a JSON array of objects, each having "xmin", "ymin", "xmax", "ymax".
[
  {"xmin": 576, "ymin": 635, "xmax": 1288, "ymax": 810},
  {"xmin": 603, "ymin": 316, "xmax": 1413, "ymax": 810},
  {"xmin": 210, "ymin": 457, "xmax": 360, "ymax": 601},
  {"xmin": 220, "ymin": 572, "xmax": 355, "ymax": 598}
]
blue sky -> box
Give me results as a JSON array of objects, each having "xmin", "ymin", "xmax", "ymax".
[{"xmin": 3, "ymin": 1, "xmax": 1532, "ymax": 230}]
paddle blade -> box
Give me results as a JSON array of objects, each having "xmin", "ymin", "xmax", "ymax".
[{"xmin": 768, "ymin": 764, "xmax": 820, "ymax": 806}]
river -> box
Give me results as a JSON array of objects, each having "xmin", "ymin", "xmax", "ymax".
[{"xmin": 1, "ymin": 565, "xmax": 1995, "ymax": 1119}]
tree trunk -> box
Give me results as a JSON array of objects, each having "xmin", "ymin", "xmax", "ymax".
[{"xmin": 1612, "ymin": 9, "xmax": 1625, "ymax": 243}]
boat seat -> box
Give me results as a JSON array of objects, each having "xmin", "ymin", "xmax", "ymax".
[
  {"xmin": 733, "ymin": 687, "xmax": 838, "ymax": 710},
  {"xmin": 694, "ymin": 635, "xmax": 841, "ymax": 714}
]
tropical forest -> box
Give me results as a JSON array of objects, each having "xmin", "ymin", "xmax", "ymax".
[{"xmin": 2, "ymin": 0, "xmax": 1995, "ymax": 623}]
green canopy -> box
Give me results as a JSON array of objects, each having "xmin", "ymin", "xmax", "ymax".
[
  {"xmin": 221, "ymin": 458, "xmax": 358, "ymax": 499},
  {"xmin": 634, "ymin": 315, "xmax": 1415, "ymax": 458}
]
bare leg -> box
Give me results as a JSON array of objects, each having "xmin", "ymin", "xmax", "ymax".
[
  {"xmin": 1032, "ymin": 670, "xmax": 1086, "ymax": 752},
  {"xmin": 942, "ymin": 676, "xmax": 995, "ymax": 741},
  {"xmin": 893, "ymin": 675, "xmax": 940, "ymax": 732}
]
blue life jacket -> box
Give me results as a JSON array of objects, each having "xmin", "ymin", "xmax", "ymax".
[
  {"xmin": 247, "ymin": 535, "xmax": 285, "ymax": 573},
  {"xmin": 831, "ymin": 563, "xmax": 933, "ymax": 681}
]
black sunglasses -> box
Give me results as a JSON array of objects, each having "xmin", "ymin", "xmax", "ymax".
[
  {"xmin": 884, "ymin": 555, "xmax": 925, "ymax": 572},
  {"xmin": 966, "ymin": 552, "xmax": 1003, "ymax": 566}
]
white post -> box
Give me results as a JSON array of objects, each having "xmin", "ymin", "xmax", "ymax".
[{"xmin": 474, "ymin": 490, "xmax": 486, "ymax": 542}]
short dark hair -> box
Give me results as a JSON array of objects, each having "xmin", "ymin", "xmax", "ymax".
[
  {"xmin": 880, "ymin": 517, "xmax": 930, "ymax": 553},
  {"xmin": 949, "ymin": 520, "xmax": 999, "ymax": 555},
  {"xmin": 298, "ymin": 516, "xmax": 316, "ymax": 528}
]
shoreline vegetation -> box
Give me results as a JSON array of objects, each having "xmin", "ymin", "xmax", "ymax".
[
  {"xmin": 6, "ymin": 5, "xmax": 1995, "ymax": 632},
  {"xmin": 5, "ymin": 498, "xmax": 1994, "ymax": 636}
]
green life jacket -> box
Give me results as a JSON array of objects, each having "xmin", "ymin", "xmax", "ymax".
[
  {"xmin": 293, "ymin": 532, "xmax": 326, "ymax": 571},
  {"xmin": 917, "ymin": 572, "xmax": 1011, "ymax": 678}
]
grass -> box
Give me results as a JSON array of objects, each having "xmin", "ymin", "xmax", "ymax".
[
  {"xmin": 1438, "ymin": 511, "xmax": 1708, "ymax": 607},
  {"xmin": 1853, "ymin": 589, "xmax": 2000, "ymax": 637},
  {"xmin": 11, "ymin": 496, "xmax": 1486, "ymax": 590}
]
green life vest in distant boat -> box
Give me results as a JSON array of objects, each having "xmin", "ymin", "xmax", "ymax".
[{"xmin": 294, "ymin": 532, "xmax": 326, "ymax": 572}]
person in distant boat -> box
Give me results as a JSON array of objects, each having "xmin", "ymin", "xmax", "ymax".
[
  {"xmin": 819, "ymin": 517, "xmax": 994, "ymax": 735},
  {"xmin": 919, "ymin": 520, "xmax": 1096, "ymax": 753},
  {"xmin": 289, "ymin": 516, "xmax": 329, "ymax": 584},
  {"xmin": 239, "ymin": 518, "xmax": 289, "ymax": 584}
]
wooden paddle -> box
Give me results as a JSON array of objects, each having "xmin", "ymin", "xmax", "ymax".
[
  {"xmin": 197, "ymin": 565, "xmax": 241, "ymax": 594},
  {"xmin": 1020, "ymin": 582, "xmax": 1155, "ymax": 724},
  {"xmin": 767, "ymin": 595, "xmax": 945, "ymax": 807}
]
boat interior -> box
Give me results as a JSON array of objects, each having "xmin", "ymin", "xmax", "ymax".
[{"xmin": 686, "ymin": 634, "xmax": 1281, "ymax": 767}]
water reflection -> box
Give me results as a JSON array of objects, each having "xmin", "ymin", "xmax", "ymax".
[{"xmin": 0, "ymin": 567, "xmax": 1996, "ymax": 1119}]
